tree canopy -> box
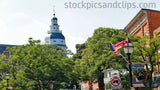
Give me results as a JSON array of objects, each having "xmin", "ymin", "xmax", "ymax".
[
  {"xmin": 1, "ymin": 28, "xmax": 160, "ymax": 90},
  {"xmin": 129, "ymin": 33, "xmax": 160, "ymax": 89},
  {"xmin": 73, "ymin": 28, "xmax": 129, "ymax": 89},
  {"xmin": 0, "ymin": 38, "xmax": 74, "ymax": 90}
]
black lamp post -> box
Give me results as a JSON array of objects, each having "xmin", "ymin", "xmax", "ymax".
[
  {"xmin": 6, "ymin": 73, "xmax": 10, "ymax": 87},
  {"xmin": 123, "ymin": 38, "xmax": 134, "ymax": 88}
]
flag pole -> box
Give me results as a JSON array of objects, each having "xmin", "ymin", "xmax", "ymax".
[{"xmin": 120, "ymin": 53, "xmax": 128, "ymax": 64}]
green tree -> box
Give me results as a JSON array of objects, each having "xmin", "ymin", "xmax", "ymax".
[
  {"xmin": 129, "ymin": 33, "xmax": 160, "ymax": 89},
  {"xmin": 0, "ymin": 53, "xmax": 18, "ymax": 89},
  {"xmin": 72, "ymin": 44, "xmax": 86, "ymax": 61},
  {"xmin": 120, "ymin": 73, "xmax": 130, "ymax": 89},
  {"xmin": 1, "ymin": 38, "xmax": 74, "ymax": 90},
  {"xmin": 74, "ymin": 28, "xmax": 129, "ymax": 90}
]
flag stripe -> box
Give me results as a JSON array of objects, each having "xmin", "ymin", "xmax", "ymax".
[
  {"xmin": 113, "ymin": 39, "xmax": 128, "ymax": 51},
  {"xmin": 109, "ymin": 38, "xmax": 128, "ymax": 56},
  {"xmin": 109, "ymin": 43, "xmax": 122, "ymax": 56}
]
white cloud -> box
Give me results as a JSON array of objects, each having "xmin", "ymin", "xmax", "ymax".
[
  {"xmin": 0, "ymin": 18, "xmax": 8, "ymax": 44},
  {"xmin": 65, "ymin": 32, "xmax": 86, "ymax": 53},
  {"xmin": 0, "ymin": 18, "xmax": 7, "ymax": 32},
  {"xmin": 33, "ymin": 19, "xmax": 49, "ymax": 30}
]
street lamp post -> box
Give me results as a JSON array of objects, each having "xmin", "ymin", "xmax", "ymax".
[
  {"xmin": 123, "ymin": 38, "xmax": 134, "ymax": 88},
  {"xmin": 6, "ymin": 73, "xmax": 10, "ymax": 87}
]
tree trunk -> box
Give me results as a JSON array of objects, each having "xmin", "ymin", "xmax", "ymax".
[
  {"xmin": 38, "ymin": 81, "xmax": 43, "ymax": 90},
  {"xmin": 148, "ymin": 60, "xmax": 153, "ymax": 90},
  {"xmin": 98, "ymin": 80, "xmax": 104, "ymax": 90},
  {"xmin": 149, "ymin": 74, "xmax": 152, "ymax": 90},
  {"xmin": 98, "ymin": 74, "xmax": 104, "ymax": 90},
  {"xmin": 149, "ymin": 63, "xmax": 153, "ymax": 90}
]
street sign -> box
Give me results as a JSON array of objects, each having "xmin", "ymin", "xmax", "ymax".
[
  {"xmin": 132, "ymin": 64, "xmax": 144, "ymax": 71},
  {"xmin": 111, "ymin": 77, "xmax": 122, "ymax": 89},
  {"xmin": 73, "ymin": 85, "xmax": 76, "ymax": 90}
]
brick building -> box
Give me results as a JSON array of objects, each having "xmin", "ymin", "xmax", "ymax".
[
  {"xmin": 124, "ymin": 9, "xmax": 160, "ymax": 89},
  {"xmin": 124, "ymin": 9, "xmax": 160, "ymax": 71},
  {"xmin": 124, "ymin": 9, "xmax": 160, "ymax": 38},
  {"xmin": 80, "ymin": 81, "xmax": 99, "ymax": 90},
  {"xmin": 0, "ymin": 44, "xmax": 17, "ymax": 60},
  {"xmin": 125, "ymin": 9, "xmax": 160, "ymax": 71}
]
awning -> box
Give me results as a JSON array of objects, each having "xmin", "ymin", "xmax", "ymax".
[{"xmin": 132, "ymin": 84, "xmax": 145, "ymax": 87}]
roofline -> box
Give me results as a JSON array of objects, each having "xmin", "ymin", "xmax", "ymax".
[
  {"xmin": 124, "ymin": 9, "xmax": 144, "ymax": 31},
  {"xmin": 141, "ymin": 8, "xmax": 160, "ymax": 13},
  {"xmin": 0, "ymin": 44, "xmax": 18, "ymax": 46},
  {"xmin": 124, "ymin": 9, "xmax": 160, "ymax": 31},
  {"xmin": 102, "ymin": 68, "xmax": 114, "ymax": 73}
]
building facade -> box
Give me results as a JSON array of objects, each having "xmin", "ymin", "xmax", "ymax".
[
  {"xmin": 80, "ymin": 81, "xmax": 99, "ymax": 90},
  {"xmin": 124, "ymin": 9, "xmax": 160, "ymax": 71},
  {"xmin": 0, "ymin": 44, "xmax": 17, "ymax": 61},
  {"xmin": 124, "ymin": 9, "xmax": 160, "ymax": 89},
  {"xmin": 124, "ymin": 9, "xmax": 160, "ymax": 38},
  {"xmin": 103, "ymin": 68, "xmax": 119, "ymax": 90},
  {"xmin": 45, "ymin": 13, "xmax": 67, "ymax": 51}
]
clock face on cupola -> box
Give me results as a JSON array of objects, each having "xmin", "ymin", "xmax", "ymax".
[{"xmin": 45, "ymin": 11, "xmax": 67, "ymax": 51}]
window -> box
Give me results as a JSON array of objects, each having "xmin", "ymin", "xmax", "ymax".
[
  {"xmin": 53, "ymin": 40, "xmax": 56, "ymax": 42},
  {"xmin": 104, "ymin": 72, "xmax": 108, "ymax": 78},
  {"xmin": 109, "ymin": 72, "xmax": 111, "ymax": 77},
  {"xmin": 113, "ymin": 73, "xmax": 118, "ymax": 75}
]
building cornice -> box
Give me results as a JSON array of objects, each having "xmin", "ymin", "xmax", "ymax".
[{"xmin": 124, "ymin": 9, "xmax": 160, "ymax": 34}]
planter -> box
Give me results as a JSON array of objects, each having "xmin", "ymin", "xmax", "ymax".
[{"xmin": 137, "ymin": 76, "xmax": 146, "ymax": 80}]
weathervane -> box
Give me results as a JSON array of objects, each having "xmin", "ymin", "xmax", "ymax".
[{"xmin": 53, "ymin": 6, "xmax": 55, "ymax": 17}]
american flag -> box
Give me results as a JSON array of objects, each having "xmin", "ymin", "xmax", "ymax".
[{"xmin": 109, "ymin": 39, "xmax": 128, "ymax": 56}]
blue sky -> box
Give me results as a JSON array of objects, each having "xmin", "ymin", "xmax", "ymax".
[{"xmin": 0, "ymin": 0, "xmax": 159, "ymax": 53}]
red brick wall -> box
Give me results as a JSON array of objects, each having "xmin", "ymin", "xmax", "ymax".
[
  {"xmin": 135, "ymin": 28, "xmax": 143, "ymax": 37},
  {"xmin": 154, "ymin": 27, "xmax": 160, "ymax": 72},
  {"xmin": 80, "ymin": 81, "xmax": 99, "ymax": 90},
  {"xmin": 126, "ymin": 9, "xmax": 160, "ymax": 78},
  {"xmin": 131, "ymin": 10, "xmax": 160, "ymax": 38},
  {"xmin": 154, "ymin": 27, "xmax": 160, "ymax": 33},
  {"xmin": 147, "ymin": 11, "xmax": 160, "ymax": 38},
  {"xmin": 143, "ymin": 22, "xmax": 149, "ymax": 36},
  {"xmin": 132, "ymin": 21, "xmax": 149, "ymax": 37}
]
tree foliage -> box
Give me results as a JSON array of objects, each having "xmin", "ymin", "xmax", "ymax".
[
  {"xmin": 73, "ymin": 28, "xmax": 128, "ymax": 89},
  {"xmin": 0, "ymin": 38, "xmax": 74, "ymax": 90},
  {"xmin": 73, "ymin": 29, "xmax": 160, "ymax": 89},
  {"xmin": 129, "ymin": 33, "xmax": 160, "ymax": 89}
]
